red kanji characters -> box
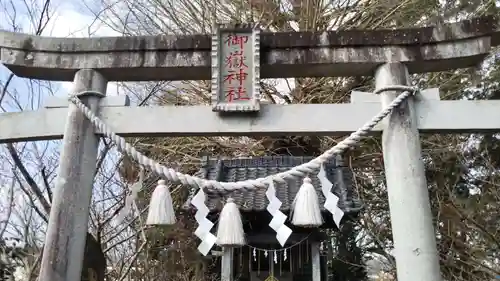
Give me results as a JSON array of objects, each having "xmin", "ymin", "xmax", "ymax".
[
  {"xmin": 225, "ymin": 51, "xmax": 248, "ymax": 69},
  {"xmin": 222, "ymin": 33, "xmax": 251, "ymax": 103},
  {"xmin": 225, "ymin": 34, "xmax": 249, "ymax": 49},
  {"xmin": 225, "ymin": 86, "xmax": 250, "ymax": 102},
  {"xmin": 223, "ymin": 69, "xmax": 248, "ymax": 86}
]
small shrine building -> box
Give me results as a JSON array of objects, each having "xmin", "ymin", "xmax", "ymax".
[{"xmin": 184, "ymin": 155, "xmax": 363, "ymax": 281}]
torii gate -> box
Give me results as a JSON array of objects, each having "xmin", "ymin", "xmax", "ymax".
[{"xmin": 1, "ymin": 16, "xmax": 500, "ymax": 281}]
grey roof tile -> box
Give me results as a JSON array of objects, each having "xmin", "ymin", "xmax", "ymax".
[{"xmin": 184, "ymin": 155, "xmax": 362, "ymax": 214}]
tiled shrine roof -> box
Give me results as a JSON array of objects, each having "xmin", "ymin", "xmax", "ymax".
[{"xmin": 183, "ymin": 155, "xmax": 362, "ymax": 214}]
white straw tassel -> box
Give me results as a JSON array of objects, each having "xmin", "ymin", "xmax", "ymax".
[
  {"xmin": 146, "ymin": 180, "xmax": 176, "ymax": 226},
  {"xmin": 291, "ymin": 177, "xmax": 323, "ymax": 227},
  {"xmin": 216, "ymin": 198, "xmax": 245, "ymax": 247}
]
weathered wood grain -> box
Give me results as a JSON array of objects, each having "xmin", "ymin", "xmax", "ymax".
[
  {"xmin": 221, "ymin": 248, "xmax": 233, "ymax": 281},
  {"xmin": 37, "ymin": 69, "xmax": 107, "ymax": 281},
  {"xmin": 0, "ymin": 16, "xmax": 498, "ymax": 81},
  {"xmin": 1, "ymin": 16, "xmax": 497, "ymax": 51},
  {"xmin": 2, "ymin": 99, "xmax": 500, "ymax": 143},
  {"xmin": 311, "ymin": 242, "xmax": 321, "ymax": 281},
  {"xmin": 376, "ymin": 63, "xmax": 441, "ymax": 281}
]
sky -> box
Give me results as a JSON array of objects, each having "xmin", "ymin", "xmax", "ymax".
[
  {"xmin": 0, "ymin": 0, "xmax": 298, "ymax": 109},
  {"xmin": 0, "ymin": 0, "xmax": 122, "ymax": 107},
  {"xmin": 2, "ymin": 2, "xmax": 500, "ymax": 280},
  {"xmin": 0, "ymin": 0, "xmax": 126, "ymax": 223},
  {"xmin": 3, "ymin": 0, "xmax": 483, "ymax": 277},
  {"xmin": 0, "ymin": 0, "xmax": 127, "ymax": 246},
  {"xmin": 0, "ymin": 0, "xmax": 293, "ymax": 231},
  {"xmin": 0, "ymin": 1, "xmax": 358, "ymax": 276},
  {"xmin": 40, "ymin": 1, "xmax": 123, "ymax": 97}
]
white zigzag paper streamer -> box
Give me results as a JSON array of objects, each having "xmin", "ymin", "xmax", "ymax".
[
  {"xmin": 266, "ymin": 180, "xmax": 292, "ymax": 246},
  {"xmin": 191, "ymin": 189, "xmax": 217, "ymax": 256},
  {"xmin": 318, "ymin": 164, "xmax": 344, "ymax": 227},
  {"xmin": 116, "ymin": 172, "xmax": 144, "ymax": 224}
]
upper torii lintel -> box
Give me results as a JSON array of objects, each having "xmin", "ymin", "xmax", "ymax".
[{"xmin": 0, "ymin": 16, "xmax": 498, "ymax": 81}]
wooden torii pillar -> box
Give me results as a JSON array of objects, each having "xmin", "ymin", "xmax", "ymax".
[{"xmin": 1, "ymin": 16, "xmax": 499, "ymax": 281}]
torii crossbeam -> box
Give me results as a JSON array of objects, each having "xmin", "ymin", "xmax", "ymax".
[{"xmin": 1, "ymin": 16, "xmax": 499, "ymax": 281}]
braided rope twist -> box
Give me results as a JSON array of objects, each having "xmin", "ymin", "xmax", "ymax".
[{"xmin": 70, "ymin": 86, "xmax": 416, "ymax": 191}]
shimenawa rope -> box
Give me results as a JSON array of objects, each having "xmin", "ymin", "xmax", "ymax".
[{"xmin": 69, "ymin": 86, "xmax": 416, "ymax": 191}]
